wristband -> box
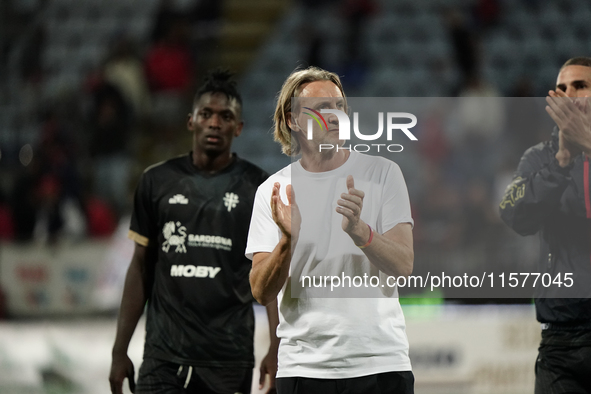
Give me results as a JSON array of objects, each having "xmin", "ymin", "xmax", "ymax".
[{"xmin": 358, "ymin": 224, "xmax": 374, "ymax": 248}]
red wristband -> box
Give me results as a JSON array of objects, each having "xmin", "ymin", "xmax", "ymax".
[{"xmin": 358, "ymin": 224, "xmax": 373, "ymax": 248}]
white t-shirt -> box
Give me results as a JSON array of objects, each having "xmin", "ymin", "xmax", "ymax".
[{"xmin": 246, "ymin": 151, "xmax": 413, "ymax": 379}]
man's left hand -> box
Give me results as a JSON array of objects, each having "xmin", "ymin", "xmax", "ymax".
[
  {"xmin": 546, "ymin": 89, "xmax": 591, "ymax": 156},
  {"xmin": 337, "ymin": 175, "xmax": 370, "ymax": 245}
]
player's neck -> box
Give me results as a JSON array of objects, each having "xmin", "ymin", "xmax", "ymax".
[
  {"xmin": 299, "ymin": 147, "xmax": 350, "ymax": 173},
  {"xmin": 191, "ymin": 150, "xmax": 234, "ymax": 173}
]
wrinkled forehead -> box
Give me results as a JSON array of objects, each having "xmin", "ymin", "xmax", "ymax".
[{"xmin": 298, "ymin": 80, "xmax": 343, "ymax": 98}]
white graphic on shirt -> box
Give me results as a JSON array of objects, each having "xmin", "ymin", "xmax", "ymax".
[
  {"xmin": 187, "ymin": 234, "xmax": 232, "ymax": 251},
  {"xmin": 223, "ymin": 192, "xmax": 239, "ymax": 212},
  {"xmin": 162, "ymin": 221, "xmax": 187, "ymax": 253},
  {"xmin": 170, "ymin": 265, "xmax": 221, "ymax": 278},
  {"xmin": 168, "ymin": 194, "xmax": 188, "ymax": 204}
]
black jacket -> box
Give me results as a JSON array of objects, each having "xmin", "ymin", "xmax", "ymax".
[{"xmin": 500, "ymin": 130, "xmax": 591, "ymax": 324}]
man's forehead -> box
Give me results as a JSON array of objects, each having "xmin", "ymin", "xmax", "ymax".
[
  {"xmin": 299, "ymin": 80, "xmax": 342, "ymax": 98},
  {"xmin": 557, "ymin": 65, "xmax": 591, "ymax": 84},
  {"xmin": 195, "ymin": 92, "xmax": 239, "ymax": 111},
  {"xmin": 298, "ymin": 96, "xmax": 345, "ymax": 108}
]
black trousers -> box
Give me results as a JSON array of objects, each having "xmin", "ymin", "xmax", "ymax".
[
  {"xmin": 535, "ymin": 330, "xmax": 591, "ymax": 394},
  {"xmin": 276, "ymin": 371, "xmax": 414, "ymax": 394},
  {"xmin": 136, "ymin": 357, "xmax": 253, "ymax": 394}
]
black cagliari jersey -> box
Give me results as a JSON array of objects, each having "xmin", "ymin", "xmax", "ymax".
[{"xmin": 129, "ymin": 153, "xmax": 268, "ymax": 367}]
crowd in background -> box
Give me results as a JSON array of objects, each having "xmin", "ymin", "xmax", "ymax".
[{"xmin": 0, "ymin": 0, "xmax": 218, "ymax": 243}]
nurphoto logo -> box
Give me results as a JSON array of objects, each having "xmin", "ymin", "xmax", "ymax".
[{"xmin": 304, "ymin": 108, "xmax": 417, "ymax": 153}]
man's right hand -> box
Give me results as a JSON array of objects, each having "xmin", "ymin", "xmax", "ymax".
[
  {"xmin": 109, "ymin": 354, "xmax": 136, "ymax": 394},
  {"xmin": 270, "ymin": 183, "xmax": 301, "ymax": 243},
  {"xmin": 250, "ymin": 183, "xmax": 299, "ymax": 305}
]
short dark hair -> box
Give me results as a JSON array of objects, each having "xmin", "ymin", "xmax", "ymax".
[
  {"xmin": 561, "ymin": 56, "xmax": 591, "ymax": 70},
  {"xmin": 193, "ymin": 69, "xmax": 243, "ymax": 110}
]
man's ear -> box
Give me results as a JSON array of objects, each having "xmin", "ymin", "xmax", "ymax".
[
  {"xmin": 287, "ymin": 112, "xmax": 297, "ymax": 130},
  {"xmin": 187, "ymin": 112, "xmax": 194, "ymax": 131},
  {"xmin": 234, "ymin": 121, "xmax": 244, "ymax": 137}
]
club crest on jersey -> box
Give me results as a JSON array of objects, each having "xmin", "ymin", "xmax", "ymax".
[
  {"xmin": 162, "ymin": 221, "xmax": 187, "ymax": 253},
  {"xmin": 223, "ymin": 192, "xmax": 239, "ymax": 212},
  {"xmin": 168, "ymin": 194, "xmax": 188, "ymax": 204}
]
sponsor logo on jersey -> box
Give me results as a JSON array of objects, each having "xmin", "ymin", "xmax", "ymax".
[
  {"xmin": 223, "ymin": 192, "xmax": 239, "ymax": 212},
  {"xmin": 170, "ymin": 265, "xmax": 221, "ymax": 278},
  {"xmin": 187, "ymin": 234, "xmax": 232, "ymax": 251},
  {"xmin": 162, "ymin": 221, "xmax": 187, "ymax": 253},
  {"xmin": 161, "ymin": 221, "xmax": 232, "ymax": 252},
  {"xmin": 169, "ymin": 194, "xmax": 189, "ymax": 204}
]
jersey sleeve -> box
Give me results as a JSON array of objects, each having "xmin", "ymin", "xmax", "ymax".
[
  {"xmin": 378, "ymin": 162, "xmax": 414, "ymax": 234},
  {"xmin": 129, "ymin": 171, "xmax": 158, "ymax": 246},
  {"xmin": 499, "ymin": 143, "xmax": 572, "ymax": 236},
  {"xmin": 245, "ymin": 181, "xmax": 281, "ymax": 260}
]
